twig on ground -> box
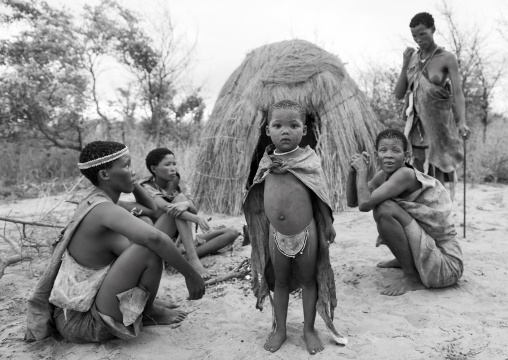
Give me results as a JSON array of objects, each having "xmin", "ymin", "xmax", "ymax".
[
  {"xmin": 0, "ymin": 254, "xmax": 32, "ymax": 279},
  {"xmin": 205, "ymin": 269, "xmax": 248, "ymax": 286},
  {"xmin": 0, "ymin": 216, "xmax": 65, "ymax": 229},
  {"xmin": 0, "ymin": 234, "xmax": 19, "ymax": 251}
]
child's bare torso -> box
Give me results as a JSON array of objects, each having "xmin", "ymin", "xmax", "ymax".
[{"xmin": 264, "ymin": 171, "xmax": 314, "ymax": 235}]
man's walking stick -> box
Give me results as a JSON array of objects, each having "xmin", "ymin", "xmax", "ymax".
[{"xmin": 463, "ymin": 137, "xmax": 467, "ymax": 238}]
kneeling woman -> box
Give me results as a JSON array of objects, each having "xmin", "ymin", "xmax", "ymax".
[
  {"xmin": 346, "ymin": 129, "xmax": 463, "ymax": 296},
  {"xmin": 141, "ymin": 148, "xmax": 239, "ymax": 279}
]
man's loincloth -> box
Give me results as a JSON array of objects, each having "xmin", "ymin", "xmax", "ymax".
[{"xmin": 273, "ymin": 224, "xmax": 309, "ymax": 258}]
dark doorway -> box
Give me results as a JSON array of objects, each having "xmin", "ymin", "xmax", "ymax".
[{"xmin": 246, "ymin": 112, "xmax": 319, "ymax": 188}]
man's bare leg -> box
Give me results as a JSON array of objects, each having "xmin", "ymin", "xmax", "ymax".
[
  {"xmin": 95, "ymin": 243, "xmax": 187, "ymax": 326},
  {"xmin": 373, "ymin": 201, "xmax": 426, "ymax": 296},
  {"xmin": 296, "ymin": 222, "xmax": 323, "ymax": 355}
]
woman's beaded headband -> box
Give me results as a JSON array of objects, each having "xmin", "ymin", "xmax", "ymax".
[{"xmin": 78, "ymin": 147, "xmax": 129, "ymax": 170}]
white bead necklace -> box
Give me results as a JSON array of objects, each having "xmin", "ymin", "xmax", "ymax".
[{"xmin": 273, "ymin": 146, "xmax": 299, "ymax": 156}]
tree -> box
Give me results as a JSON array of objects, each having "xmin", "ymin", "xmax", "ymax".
[
  {"xmin": 0, "ymin": 0, "xmax": 89, "ymax": 150},
  {"xmin": 437, "ymin": 1, "xmax": 505, "ymax": 142}
]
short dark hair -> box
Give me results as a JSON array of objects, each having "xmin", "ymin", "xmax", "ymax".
[
  {"xmin": 145, "ymin": 148, "xmax": 174, "ymax": 176},
  {"xmin": 268, "ymin": 99, "xmax": 305, "ymax": 124},
  {"xmin": 410, "ymin": 12, "xmax": 434, "ymax": 29},
  {"xmin": 79, "ymin": 141, "xmax": 127, "ymax": 186},
  {"xmin": 375, "ymin": 129, "xmax": 408, "ymax": 152}
]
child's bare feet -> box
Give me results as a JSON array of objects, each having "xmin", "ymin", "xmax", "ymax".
[
  {"xmin": 381, "ymin": 274, "xmax": 426, "ymax": 296},
  {"xmin": 263, "ymin": 329, "xmax": 287, "ymax": 352},
  {"xmin": 189, "ymin": 259, "xmax": 211, "ymax": 279},
  {"xmin": 377, "ymin": 258, "xmax": 402, "ymax": 268},
  {"xmin": 303, "ymin": 328, "xmax": 323, "ymax": 355},
  {"xmin": 142, "ymin": 304, "xmax": 187, "ymax": 326}
]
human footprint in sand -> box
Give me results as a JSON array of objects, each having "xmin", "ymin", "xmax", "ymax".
[
  {"xmin": 26, "ymin": 141, "xmax": 205, "ymax": 343},
  {"xmin": 346, "ymin": 129, "xmax": 463, "ymax": 296},
  {"xmin": 244, "ymin": 100, "xmax": 347, "ymax": 355},
  {"xmin": 141, "ymin": 148, "xmax": 239, "ymax": 279}
]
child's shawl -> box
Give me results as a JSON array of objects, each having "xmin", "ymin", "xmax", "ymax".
[
  {"xmin": 25, "ymin": 189, "xmax": 112, "ymax": 341},
  {"xmin": 394, "ymin": 166, "xmax": 457, "ymax": 243},
  {"xmin": 243, "ymin": 145, "xmax": 341, "ymax": 339}
]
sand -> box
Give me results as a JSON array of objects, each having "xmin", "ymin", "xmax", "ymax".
[{"xmin": 1, "ymin": 182, "xmax": 507, "ymax": 360}]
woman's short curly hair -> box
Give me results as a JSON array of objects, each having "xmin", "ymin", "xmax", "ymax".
[
  {"xmin": 375, "ymin": 129, "xmax": 408, "ymax": 152},
  {"xmin": 145, "ymin": 148, "xmax": 174, "ymax": 176},
  {"xmin": 79, "ymin": 141, "xmax": 127, "ymax": 186},
  {"xmin": 410, "ymin": 12, "xmax": 435, "ymax": 29}
]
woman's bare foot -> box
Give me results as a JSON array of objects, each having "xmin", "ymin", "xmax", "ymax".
[
  {"xmin": 142, "ymin": 304, "xmax": 187, "ymax": 326},
  {"xmin": 303, "ymin": 328, "xmax": 324, "ymax": 355},
  {"xmin": 189, "ymin": 259, "xmax": 211, "ymax": 279},
  {"xmin": 264, "ymin": 329, "xmax": 287, "ymax": 353},
  {"xmin": 154, "ymin": 298, "xmax": 180, "ymax": 309},
  {"xmin": 381, "ymin": 274, "xmax": 426, "ymax": 296},
  {"xmin": 377, "ymin": 258, "xmax": 402, "ymax": 268}
]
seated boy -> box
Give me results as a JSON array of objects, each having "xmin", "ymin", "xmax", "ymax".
[
  {"xmin": 140, "ymin": 148, "xmax": 239, "ymax": 279},
  {"xmin": 244, "ymin": 100, "xmax": 347, "ymax": 355},
  {"xmin": 25, "ymin": 141, "xmax": 205, "ymax": 343},
  {"xmin": 346, "ymin": 129, "xmax": 463, "ymax": 296}
]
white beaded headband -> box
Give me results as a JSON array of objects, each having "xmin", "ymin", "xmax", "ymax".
[{"xmin": 78, "ymin": 147, "xmax": 129, "ymax": 170}]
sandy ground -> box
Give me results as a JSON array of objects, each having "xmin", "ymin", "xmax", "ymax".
[{"xmin": 0, "ymin": 182, "xmax": 507, "ymax": 360}]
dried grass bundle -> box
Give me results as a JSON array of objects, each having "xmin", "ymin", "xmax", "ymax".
[{"xmin": 193, "ymin": 39, "xmax": 383, "ymax": 215}]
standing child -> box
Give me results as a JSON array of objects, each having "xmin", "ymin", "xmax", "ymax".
[{"xmin": 244, "ymin": 100, "xmax": 347, "ymax": 355}]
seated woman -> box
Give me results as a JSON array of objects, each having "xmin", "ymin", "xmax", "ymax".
[
  {"xmin": 346, "ymin": 129, "xmax": 463, "ymax": 296},
  {"xmin": 140, "ymin": 148, "xmax": 239, "ymax": 279}
]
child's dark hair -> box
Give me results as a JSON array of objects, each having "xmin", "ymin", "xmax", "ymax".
[
  {"xmin": 145, "ymin": 148, "xmax": 174, "ymax": 176},
  {"xmin": 409, "ymin": 12, "xmax": 434, "ymax": 29},
  {"xmin": 375, "ymin": 129, "xmax": 408, "ymax": 151},
  {"xmin": 267, "ymin": 99, "xmax": 305, "ymax": 123},
  {"xmin": 79, "ymin": 141, "xmax": 127, "ymax": 186}
]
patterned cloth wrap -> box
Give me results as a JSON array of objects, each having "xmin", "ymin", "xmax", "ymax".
[
  {"xmin": 403, "ymin": 47, "xmax": 463, "ymax": 174},
  {"xmin": 393, "ymin": 165, "xmax": 464, "ymax": 288},
  {"xmin": 243, "ymin": 144, "xmax": 343, "ymax": 341}
]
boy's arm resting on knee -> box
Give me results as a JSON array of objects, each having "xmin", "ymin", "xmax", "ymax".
[
  {"xmin": 118, "ymin": 183, "xmax": 158, "ymax": 217},
  {"xmin": 357, "ymin": 168, "xmax": 414, "ymax": 212},
  {"xmin": 99, "ymin": 203, "xmax": 205, "ymax": 299}
]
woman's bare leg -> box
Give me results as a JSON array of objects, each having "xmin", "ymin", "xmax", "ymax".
[
  {"xmin": 373, "ymin": 200, "xmax": 427, "ymax": 296},
  {"xmin": 194, "ymin": 228, "xmax": 239, "ymax": 257},
  {"xmin": 95, "ymin": 243, "xmax": 187, "ymax": 326}
]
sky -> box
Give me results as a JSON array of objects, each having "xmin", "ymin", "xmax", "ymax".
[{"xmin": 26, "ymin": 0, "xmax": 508, "ymax": 113}]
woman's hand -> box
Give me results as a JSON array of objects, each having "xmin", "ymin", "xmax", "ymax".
[
  {"xmin": 350, "ymin": 152, "xmax": 370, "ymax": 173},
  {"xmin": 458, "ymin": 123, "xmax": 471, "ymax": 140},
  {"xmin": 197, "ymin": 217, "xmax": 210, "ymax": 232},
  {"xmin": 402, "ymin": 47, "xmax": 416, "ymax": 67}
]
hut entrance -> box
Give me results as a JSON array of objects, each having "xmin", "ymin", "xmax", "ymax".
[{"xmin": 246, "ymin": 112, "xmax": 319, "ymax": 188}]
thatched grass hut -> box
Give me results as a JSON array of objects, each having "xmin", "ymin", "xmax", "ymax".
[{"xmin": 193, "ymin": 39, "xmax": 383, "ymax": 215}]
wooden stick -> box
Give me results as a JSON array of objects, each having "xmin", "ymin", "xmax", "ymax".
[
  {"xmin": 205, "ymin": 270, "xmax": 248, "ymax": 286},
  {"xmin": 0, "ymin": 254, "xmax": 32, "ymax": 279},
  {"xmin": 463, "ymin": 138, "xmax": 467, "ymax": 238},
  {"xmin": 0, "ymin": 216, "xmax": 65, "ymax": 229}
]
